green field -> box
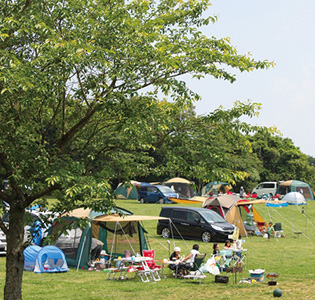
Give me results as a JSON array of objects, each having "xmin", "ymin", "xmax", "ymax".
[{"xmin": 1, "ymin": 199, "xmax": 315, "ymax": 300}]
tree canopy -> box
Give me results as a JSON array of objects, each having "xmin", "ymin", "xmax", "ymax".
[{"xmin": 0, "ymin": 0, "xmax": 272, "ymax": 299}]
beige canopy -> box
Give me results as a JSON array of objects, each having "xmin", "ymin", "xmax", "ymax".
[
  {"xmin": 203, "ymin": 194, "xmax": 242, "ymax": 209},
  {"xmin": 61, "ymin": 207, "xmax": 93, "ymax": 218},
  {"xmin": 92, "ymin": 214, "xmax": 168, "ymax": 223},
  {"xmin": 165, "ymin": 177, "xmax": 192, "ymax": 184}
]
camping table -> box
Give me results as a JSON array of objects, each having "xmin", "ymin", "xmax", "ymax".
[{"xmin": 110, "ymin": 257, "xmax": 153, "ymax": 281}]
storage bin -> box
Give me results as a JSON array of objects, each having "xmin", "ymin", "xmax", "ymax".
[
  {"xmin": 215, "ymin": 275, "xmax": 229, "ymax": 283},
  {"xmin": 249, "ymin": 269, "xmax": 265, "ymax": 282}
]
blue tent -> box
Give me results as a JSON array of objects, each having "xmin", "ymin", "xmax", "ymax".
[
  {"xmin": 24, "ymin": 245, "xmax": 69, "ymax": 273},
  {"xmin": 24, "ymin": 245, "xmax": 42, "ymax": 271}
]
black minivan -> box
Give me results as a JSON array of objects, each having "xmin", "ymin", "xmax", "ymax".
[{"xmin": 157, "ymin": 207, "xmax": 235, "ymax": 243}]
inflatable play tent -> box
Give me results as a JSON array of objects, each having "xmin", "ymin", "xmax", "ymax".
[
  {"xmin": 24, "ymin": 245, "xmax": 68, "ymax": 273},
  {"xmin": 278, "ymin": 180, "xmax": 314, "ymax": 200},
  {"xmin": 164, "ymin": 177, "xmax": 195, "ymax": 199},
  {"xmin": 203, "ymin": 194, "xmax": 266, "ymax": 236},
  {"xmin": 283, "ymin": 192, "xmax": 307, "ymax": 205}
]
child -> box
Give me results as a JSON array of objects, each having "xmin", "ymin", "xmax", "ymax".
[
  {"xmin": 267, "ymin": 222, "xmax": 274, "ymax": 241},
  {"xmin": 213, "ymin": 243, "xmax": 220, "ymax": 256},
  {"xmin": 224, "ymin": 240, "xmax": 232, "ymax": 249}
]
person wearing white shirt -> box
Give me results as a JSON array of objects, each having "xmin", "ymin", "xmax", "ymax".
[{"xmin": 175, "ymin": 244, "xmax": 200, "ymax": 277}]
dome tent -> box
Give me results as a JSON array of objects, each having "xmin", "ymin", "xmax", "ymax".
[
  {"xmin": 283, "ymin": 192, "xmax": 307, "ymax": 205},
  {"xmin": 164, "ymin": 177, "xmax": 195, "ymax": 199},
  {"xmin": 24, "ymin": 245, "xmax": 42, "ymax": 271},
  {"xmin": 112, "ymin": 181, "xmax": 141, "ymax": 199},
  {"xmin": 278, "ymin": 180, "xmax": 314, "ymax": 200},
  {"xmin": 24, "ymin": 245, "xmax": 68, "ymax": 273}
]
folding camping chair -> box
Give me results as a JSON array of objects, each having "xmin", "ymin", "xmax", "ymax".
[
  {"xmin": 139, "ymin": 250, "xmax": 162, "ymax": 282},
  {"xmin": 183, "ymin": 253, "xmax": 207, "ymax": 284},
  {"xmin": 218, "ymin": 249, "xmax": 233, "ymax": 271}
]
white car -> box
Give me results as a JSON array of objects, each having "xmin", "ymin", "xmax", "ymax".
[{"xmin": 0, "ymin": 230, "xmax": 6, "ymax": 255}]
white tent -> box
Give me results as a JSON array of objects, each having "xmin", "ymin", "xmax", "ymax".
[{"xmin": 283, "ymin": 192, "xmax": 306, "ymax": 205}]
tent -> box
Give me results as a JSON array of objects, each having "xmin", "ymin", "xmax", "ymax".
[
  {"xmin": 164, "ymin": 177, "xmax": 195, "ymax": 199},
  {"xmin": 278, "ymin": 180, "xmax": 314, "ymax": 200},
  {"xmin": 283, "ymin": 192, "xmax": 307, "ymax": 205},
  {"xmin": 200, "ymin": 182, "xmax": 233, "ymax": 196},
  {"xmin": 202, "ymin": 194, "xmax": 266, "ymax": 236},
  {"xmin": 113, "ymin": 181, "xmax": 141, "ymax": 199},
  {"xmin": 24, "ymin": 245, "xmax": 68, "ymax": 273},
  {"xmin": 47, "ymin": 207, "xmax": 166, "ymax": 269}
]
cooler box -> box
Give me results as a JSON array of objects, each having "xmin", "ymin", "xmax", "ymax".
[{"xmin": 249, "ymin": 269, "xmax": 265, "ymax": 282}]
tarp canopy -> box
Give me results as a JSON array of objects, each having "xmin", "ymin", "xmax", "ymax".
[
  {"xmin": 169, "ymin": 196, "xmax": 207, "ymax": 204},
  {"xmin": 93, "ymin": 214, "xmax": 168, "ymax": 222},
  {"xmin": 47, "ymin": 208, "xmax": 162, "ymax": 269}
]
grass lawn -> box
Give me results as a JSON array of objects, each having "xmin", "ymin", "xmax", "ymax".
[{"xmin": 1, "ymin": 199, "xmax": 315, "ymax": 299}]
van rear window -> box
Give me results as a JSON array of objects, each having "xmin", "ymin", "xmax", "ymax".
[{"xmin": 172, "ymin": 210, "xmax": 187, "ymax": 219}]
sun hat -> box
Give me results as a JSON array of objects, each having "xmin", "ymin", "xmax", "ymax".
[
  {"xmin": 100, "ymin": 250, "xmax": 107, "ymax": 256},
  {"xmin": 174, "ymin": 247, "xmax": 181, "ymax": 252}
]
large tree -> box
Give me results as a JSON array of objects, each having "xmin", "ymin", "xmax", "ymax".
[
  {"xmin": 0, "ymin": 0, "xmax": 271, "ymax": 298},
  {"xmin": 248, "ymin": 129, "xmax": 315, "ymax": 188}
]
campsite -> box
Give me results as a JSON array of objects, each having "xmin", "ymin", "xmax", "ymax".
[{"xmin": 0, "ymin": 198, "xmax": 314, "ymax": 299}]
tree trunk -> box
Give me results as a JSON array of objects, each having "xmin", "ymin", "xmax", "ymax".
[{"xmin": 4, "ymin": 207, "xmax": 25, "ymax": 300}]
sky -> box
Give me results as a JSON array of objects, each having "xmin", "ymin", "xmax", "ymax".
[{"xmin": 186, "ymin": 1, "xmax": 315, "ymax": 157}]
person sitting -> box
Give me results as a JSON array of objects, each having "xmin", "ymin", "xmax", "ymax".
[
  {"xmin": 223, "ymin": 240, "xmax": 233, "ymax": 249},
  {"xmin": 176, "ymin": 244, "xmax": 200, "ymax": 277},
  {"xmin": 169, "ymin": 247, "xmax": 181, "ymax": 271},
  {"xmin": 212, "ymin": 243, "xmax": 220, "ymax": 256}
]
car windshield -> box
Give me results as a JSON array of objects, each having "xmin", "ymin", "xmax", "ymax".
[
  {"xmin": 158, "ymin": 186, "xmax": 174, "ymax": 193},
  {"xmin": 199, "ymin": 210, "xmax": 226, "ymax": 224}
]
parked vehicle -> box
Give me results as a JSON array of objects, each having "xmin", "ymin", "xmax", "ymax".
[
  {"xmin": 138, "ymin": 184, "xmax": 178, "ymax": 204},
  {"xmin": 0, "ymin": 230, "xmax": 6, "ymax": 255},
  {"xmin": 0, "ymin": 210, "xmax": 52, "ymax": 254},
  {"xmin": 157, "ymin": 206, "xmax": 235, "ymax": 242},
  {"xmin": 251, "ymin": 182, "xmax": 278, "ymax": 198}
]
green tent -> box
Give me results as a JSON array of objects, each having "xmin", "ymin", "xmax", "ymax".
[
  {"xmin": 113, "ymin": 181, "xmax": 140, "ymax": 199},
  {"xmin": 47, "ymin": 207, "xmax": 154, "ymax": 269},
  {"xmin": 201, "ymin": 181, "xmax": 233, "ymax": 195},
  {"xmin": 278, "ymin": 180, "xmax": 314, "ymax": 200}
]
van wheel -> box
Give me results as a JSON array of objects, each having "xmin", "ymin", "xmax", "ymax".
[
  {"xmin": 158, "ymin": 198, "xmax": 164, "ymax": 204},
  {"xmin": 201, "ymin": 231, "xmax": 211, "ymax": 243},
  {"xmin": 139, "ymin": 198, "xmax": 145, "ymax": 204},
  {"xmin": 161, "ymin": 227, "xmax": 170, "ymax": 239}
]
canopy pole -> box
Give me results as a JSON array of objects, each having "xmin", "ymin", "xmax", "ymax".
[
  {"xmin": 76, "ymin": 235, "xmax": 86, "ymax": 272},
  {"xmin": 108, "ymin": 221, "xmax": 118, "ymax": 264}
]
